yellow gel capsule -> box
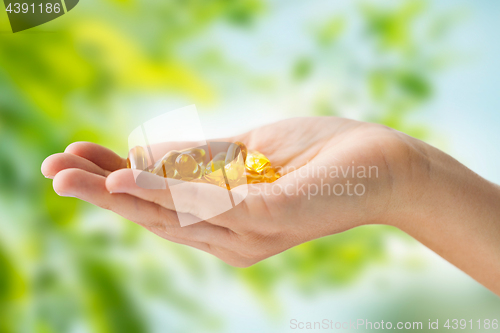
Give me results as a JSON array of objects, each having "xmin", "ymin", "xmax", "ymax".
[
  {"xmin": 151, "ymin": 151, "xmax": 180, "ymax": 178},
  {"xmin": 225, "ymin": 142, "xmax": 247, "ymax": 165},
  {"xmin": 204, "ymin": 152, "xmax": 228, "ymax": 187},
  {"xmin": 182, "ymin": 148, "xmax": 206, "ymax": 164},
  {"xmin": 175, "ymin": 153, "xmax": 202, "ymax": 179},
  {"xmin": 204, "ymin": 167, "xmax": 225, "ymax": 186},
  {"xmin": 128, "ymin": 146, "xmax": 149, "ymax": 171},
  {"xmin": 203, "ymin": 171, "xmax": 226, "ymax": 187},
  {"xmin": 234, "ymin": 142, "xmax": 248, "ymax": 163},
  {"xmin": 245, "ymin": 150, "xmax": 271, "ymax": 174},
  {"xmin": 213, "ymin": 152, "xmax": 226, "ymax": 162},
  {"xmin": 262, "ymin": 167, "xmax": 281, "ymax": 183},
  {"xmin": 245, "ymin": 169, "xmax": 264, "ymax": 183},
  {"xmin": 244, "ymin": 166, "xmax": 280, "ymax": 184},
  {"xmin": 205, "ymin": 161, "xmax": 224, "ymax": 175},
  {"xmin": 206, "ymin": 152, "xmax": 226, "ymax": 173},
  {"xmin": 245, "ymin": 173, "xmax": 264, "ymax": 184},
  {"xmin": 224, "ymin": 153, "xmax": 245, "ymax": 182}
]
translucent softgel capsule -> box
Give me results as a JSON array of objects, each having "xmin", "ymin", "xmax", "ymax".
[
  {"xmin": 128, "ymin": 146, "xmax": 149, "ymax": 171},
  {"xmin": 244, "ymin": 164, "xmax": 281, "ymax": 184},
  {"xmin": 175, "ymin": 153, "xmax": 202, "ymax": 179},
  {"xmin": 204, "ymin": 152, "xmax": 227, "ymax": 187},
  {"xmin": 202, "ymin": 170, "xmax": 226, "ymax": 187},
  {"xmin": 235, "ymin": 142, "xmax": 248, "ymax": 162},
  {"xmin": 128, "ymin": 141, "xmax": 279, "ymax": 188},
  {"xmin": 151, "ymin": 150, "xmax": 180, "ymax": 178},
  {"xmin": 205, "ymin": 152, "xmax": 226, "ymax": 173},
  {"xmin": 183, "ymin": 147, "xmax": 206, "ymax": 165},
  {"xmin": 245, "ymin": 169, "xmax": 266, "ymax": 184},
  {"xmin": 225, "ymin": 142, "xmax": 247, "ymax": 165},
  {"xmin": 224, "ymin": 150, "xmax": 245, "ymax": 183},
  {"xmin": 262, "ymin": 166, "xmax": 281, "ymax": 183},
  {"xmin": 245, "ymin": 172, "xmax": 262, "ymax": 184},
  {"xmin": 245, "ymin": 150, "xmax": 271, "ymax": 174}
]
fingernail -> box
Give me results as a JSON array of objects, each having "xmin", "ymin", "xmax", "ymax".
[
  {"xmin": 57, "ymin": 192, "xmax": 76, "ymax": 198},
  {"xmin": 45, "ymin": 175, "xmax": 54, "ymax": 179}
]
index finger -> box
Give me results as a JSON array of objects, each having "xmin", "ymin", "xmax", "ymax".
[
  {"xmin": 105, "ymin": 168, "xmax": 250, "ymax": 231},
  {"xmin": 65, "ymin": 142, "xmax": 127, "ymax": 172}
]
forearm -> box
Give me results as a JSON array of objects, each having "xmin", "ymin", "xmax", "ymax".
[{"xmin": 392, "ymin": 141, "xmax": 500, "ymax": 295}]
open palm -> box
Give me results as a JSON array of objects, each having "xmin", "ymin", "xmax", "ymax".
[{"xmin": 42, "ymin": 117, "xmax": 409, "ymax": 267}]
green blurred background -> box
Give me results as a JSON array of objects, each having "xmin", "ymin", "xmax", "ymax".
[{"xmin": 1, "ymin": 0, "xmax": 499, "ymax": 332}]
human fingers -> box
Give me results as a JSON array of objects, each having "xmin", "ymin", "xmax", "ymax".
[
  {"xmin": 64, "ymin": 142, "xmax": 127, "ymax": 171},
  {"xmin": 52, "ymin": 168, "xmax": 232, "ymax": 245},
  {"xmin": 41, "ymin": 153, "xmax": 110, "ymax": 179},
  {"xmin": 105, "ymin": 168, "xmax": 250, "ymax": 232},
  {"xmin": 105, "ymin": 169, "xmax": 302, "ymax": 266}
]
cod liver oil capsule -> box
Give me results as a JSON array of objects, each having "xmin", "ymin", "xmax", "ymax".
[
  {"xmin": 183, "ymin": 148, "xmax": 206, "ymax": 164},
  {"xmin": 245, "ymin": 151, "xmax": 270, "ymax": 174},
  {"xmin": 224, "ymin": 153, "xmax": 245, "ymax": 183},
  {"xmin": 151, "ymin": 150, "xmax": 179, "ymax": 178},
  {"xmin": 204, "ymin": 152, "xmax": 229, "ymax": 187},
  {"xmin": 212, "ymin": 151, "xmax": 226, "ymax": 163},
  {"xmin": 128, "ymin": 141, "xmax": 280, "ymax": 187},
  {"xmin": 244, "ymin": 165, "xmax": 280, "ymax": 184},
  {"xmin": 206, "ymin": 152, "xmax": 226, "ymax": 174},
  {"xmin": 128, "ymin": 146, "xmax": 149, "ymax": 171},
  {"xmin": 225, "ymin": 142, "xmax": 247, "ymax": 165},
  {"xmin": 203, "ymin": 169, "xmax": 226, "ymax": 187},
  {"xmin": 235, "ymin": 142, "xmax": 248, "ymax": 162},
  {"xmin": 175, "ymin": 153, "xmax": 202, "ymax": 179},
  {"xmin": 245, "ymin": 170, "xmax": 266, "ymax": 184},
  {"xmin": 262, "ymin": 167, "xmax": 281, "ymax": 182}
]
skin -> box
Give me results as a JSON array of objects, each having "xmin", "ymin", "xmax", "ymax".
[{"xmin": 41, "ymin": 117, "xmax": 500, "ymax": 295}]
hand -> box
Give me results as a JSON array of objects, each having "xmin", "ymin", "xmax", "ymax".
[
  {"xmin": 41, "ymin": 117, "xmax": 500, "ymax": 296},
  {"xmin": 41, "ymin": 117, "xmax": 408, "ymax": 265}
]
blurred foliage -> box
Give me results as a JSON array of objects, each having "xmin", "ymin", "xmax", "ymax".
[{"xmin": 0, "ymin": 0, "xmax": 458, "ymax": 331}]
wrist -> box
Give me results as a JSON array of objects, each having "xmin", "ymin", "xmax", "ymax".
[
  {"xmin": 383, "ymin": 137, "xmax": 500, "ymax": 294},
  {"xmin": 367, "ymin": 132, "xmax": 433, "ymax": 228},
  {"xmin": 389, "ymin": 138, "xmax": 499, "ymax": 230}
]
